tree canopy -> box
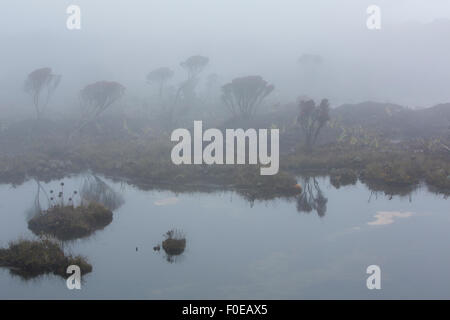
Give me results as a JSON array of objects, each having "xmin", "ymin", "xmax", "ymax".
[
  {"xmin": 180, "ymin": 55, "xmax": 209, "ymax": 80},
  {"xmin": 221, "ymin": 76, "xmax": 274, "ymax": 119},
  {"xmin": 24, "ymin": 67, "xmax": 61, "ymax": 118},
  {"xmin": 76, "ymin": 81, "xmax": 125, "ymax": 132},
  {"xmin": 146, "ymin": 67, "xmax": 174, "ymax": 97},
  {"xmin": 297, "ymin": 99, "xmax": 330, "ymax": 150}
]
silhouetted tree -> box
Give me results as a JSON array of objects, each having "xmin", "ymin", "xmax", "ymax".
[
  {"xmin": 24, "ymin": 67, "xmax": 61, "ymax": 118},
  {"xmin": 180, "ymin": 55, "xmax": 209, "ymax": 80},
  {"xmin": 221, "ymin": 76, "xmax": 274, "ymax": 119},
  {"xmin": 146, "ymin": 67, "xmax": 174, "ymax": 98},
  {"xmin": 297, "ymin": 99, "xmax": 330, "ymax": 150},
  {"xmin": 75, "ymin": 81, "xmax": 125, "ymax": 133},
  {"xmin": 175, "ymin": 55, "xmax": 209, "ymax": 105}
]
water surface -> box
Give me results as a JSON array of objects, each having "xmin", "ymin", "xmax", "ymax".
[{"xmin": 0, "ymin": 175, "xmax": 449, "ymax": 299}]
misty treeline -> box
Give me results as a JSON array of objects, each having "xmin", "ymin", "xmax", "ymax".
[{"xmin": 21, "ymin": 52, "xmax": 332, "ymax": 150}]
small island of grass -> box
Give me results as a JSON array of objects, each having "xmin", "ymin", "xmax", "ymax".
[
  {"xmin": 0, "ymin": 238, "xmax": 92, "ymax": 279},
  {"xmin": 28, "ymin": 202, "xmax": 113, "ymax": 241},
  {"xmin": 160, "ymin": 229, "xmax": 186, "ymax": 263}
]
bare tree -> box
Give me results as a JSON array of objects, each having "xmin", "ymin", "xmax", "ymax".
[
  {"xmin": 221, "ymin": 75, "xmax": 274, "ymax": 119},
  {"xmin": 297, "ymin": 99, "xmax": 330, "ymax": 150},
  {"xmin": 24, "ymin": 67, "xmax": 61, "ymax": 118},
  {"xmin": 146, "ymin": 67, "xmax": 174, "ymax": 98}
]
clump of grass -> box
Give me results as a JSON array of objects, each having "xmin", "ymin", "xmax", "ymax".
[
  {"xmin": 0, "ymin": 238, "xmax": 92, "ymax": 279},
  {"xmin": 162, "ymin": 229, "xmax": 186, "ymax": 263},
  {"xmin": 28, "ymin": 202, "xmax": 113, "ymax": 241}
]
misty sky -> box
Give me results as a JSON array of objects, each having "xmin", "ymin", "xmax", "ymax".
[{"xmin": 1, "ymin": 0, "xmax": 450, "ymax": 114}]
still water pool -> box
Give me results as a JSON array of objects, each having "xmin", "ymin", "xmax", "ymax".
[{"xmin": 0, "ymin": 174, "xmax": 448, "ymax": 299}]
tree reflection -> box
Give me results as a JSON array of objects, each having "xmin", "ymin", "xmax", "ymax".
[
  {"xmin": 296, "ymin": 177, "xmax": 328, "ymax": 217},
  {"xmin": 80, "ymin": 174, "xmax": 124, "ymax": 210},
  {"xmin": 26, "ymin": 179, "xmax": 50, "ymax": 220}
]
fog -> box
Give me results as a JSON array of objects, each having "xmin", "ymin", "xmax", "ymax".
[{"xmin": 1, "ymin": 0, "xmax": 450, "ymax": 117}]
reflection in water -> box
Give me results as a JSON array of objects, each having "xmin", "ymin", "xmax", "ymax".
[
  {"xmin": 25, "ymin": 175, "xmax": 122, "ymax": 242},
  {"xmin": 296, "ymin": 177, "xmax": 328, "ymax": 217},
  {"xmin": 364, "ymin": 180, "xmax": 418, "ymax": 199},
  {"xmin": 26, "ymin": 180, "xmax": 51, "ymax": 220},
  {"xmin": 154, "ymin": 197, "xmax": 179, "ymax": 206},
  {"xmin": 0, "ymin": 174, "xmax": 448, "ymax": 298},
  {"xmin": 368, "ymin": 211, "xmax": 414, "ymax": 226},
  {"xmin": 80, "ymin": 174, "xmax": 124, "ymax": 210}
]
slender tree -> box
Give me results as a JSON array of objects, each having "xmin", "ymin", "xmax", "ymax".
[
  {"xmin": 24, "ymin": 67, "xmax": 61, "ymax": 118},
  {"xmin": 175, "ymin": 55, "xmax": 209, "ymax": 105},
  {"xmin": 297, "ymin": 99, "xmax": 330, "ymax": 150},
  {"xmin": 146, "ymin": 67, "xmax": 174, "ymax": 98}
]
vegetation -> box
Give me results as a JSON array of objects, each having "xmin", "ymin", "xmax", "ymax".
[
  {"xmin": 24, "ymin": 67, "xmax": 61, "ymax": 119},
  {"xmin": 28, "ymin": 202, "xmax": 113, "ymax": 241},
  {"xmin": 75, "ymin": 81, "xmax": 126, "ymax": 134},
  {"xmin": 161, "ymin": 229, "xmax": 186, "ymax": 263},
  {"xmin": 221, "ymin": 76, "xmax": 274, "ymax": 119},
  {"xmin": 284, "ymin": 144, "xmax": 449, "ymax": 195},
  {"xmin": 1, "ymin": 67, "xmax": 449, "ymax": 200},
  {"xmin": 0, "ymin": 238, "xmax": 92, "ymax": 279},
  {"xmin": 0, "ymin": 111, "xmax": 448, "ymax": 199},
  {"xmin": 177, "ymin": 55, "xmax": 209, "ymax": 106},
  {"xmin": 146, "ymin": 67, "xmax": 174, "ymax": 99},
  {"xmin": 297, "ymin": 99, "xmax": 330, "ymax": 151},
  {"xmin": 180, "ymin": 55, "xmax": 209, "ymax": 80}
]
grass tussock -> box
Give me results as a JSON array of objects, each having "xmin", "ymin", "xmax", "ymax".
[
  {"xmin": 162, "ymin": 229, "xmax": 186, "ymax": 256},
  {"xmin": 28, "ymin": 203, "xmax": 113, "ymax": 241},
  {"xmin": 0, "ymin": 238, "xmax": 92, "ymax": 279}
]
